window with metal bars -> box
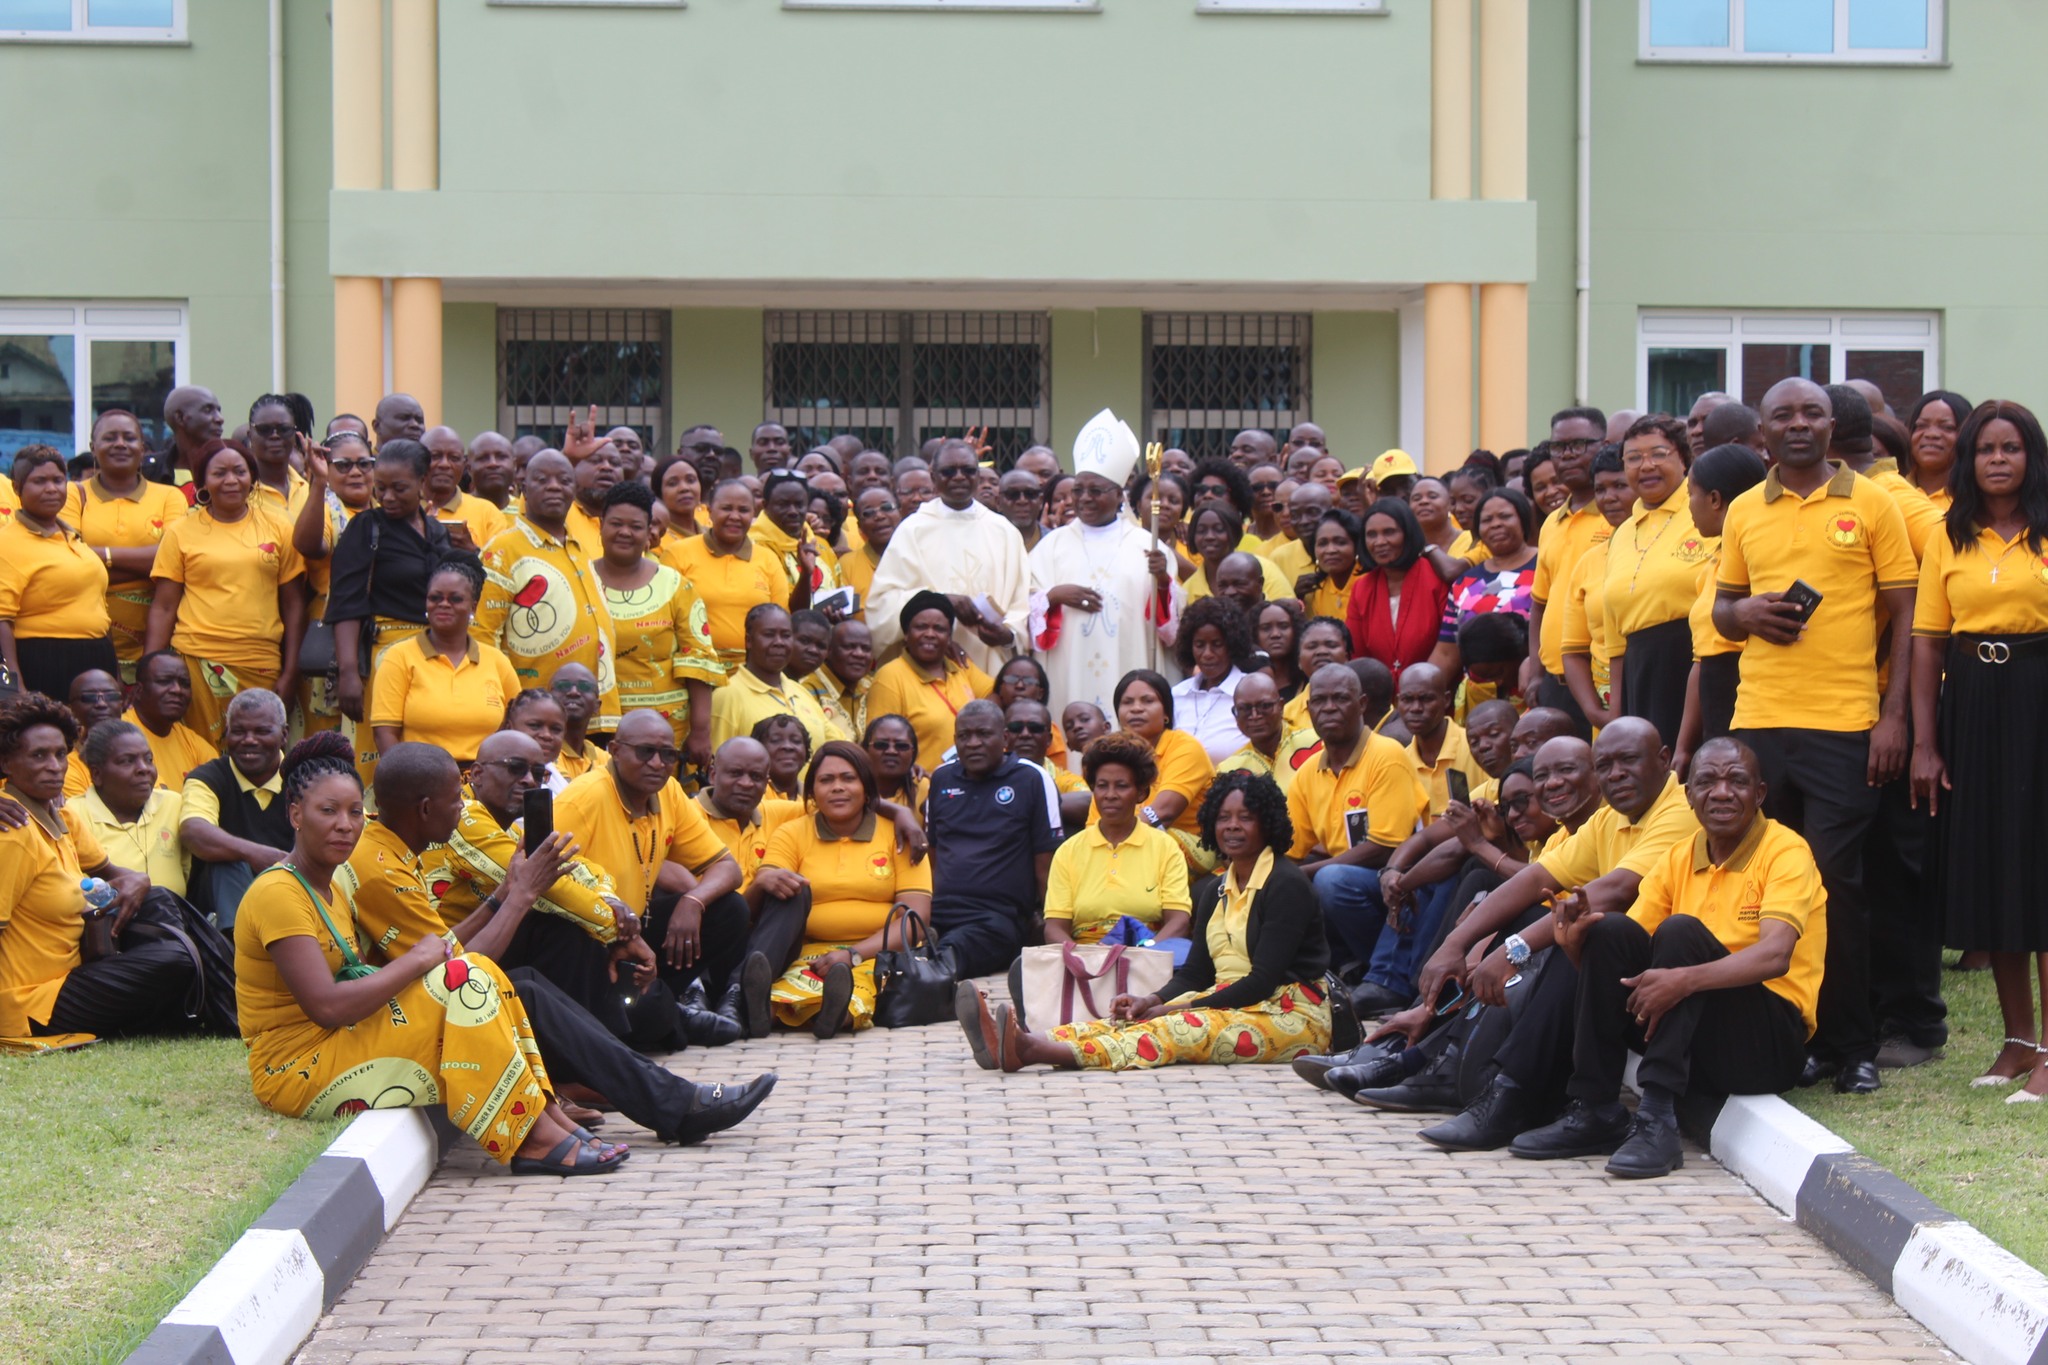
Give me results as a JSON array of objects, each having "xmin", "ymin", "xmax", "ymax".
[
  {"xmin": 1143, "ymin": 312, "xmax": 1311, "ymax": 461},
  {"xmin": 497, "ymin": 308, "xmax": 669, "ymax": 453},
  {"xmin": 764, "ymin": 310, "xmax": 1049, "ymax": 467}
]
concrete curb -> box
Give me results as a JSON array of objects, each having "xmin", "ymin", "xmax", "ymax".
[
  {"xmin": 1703, "ymin": 1091, "xmax": 2048, "ymax": 1365},
  {"xmin": 123, "ymin": 1109, "xmax": 445, "ymax": 1365}
]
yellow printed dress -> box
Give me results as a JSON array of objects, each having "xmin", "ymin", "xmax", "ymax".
[
  {"xmin": 474, "ymin": 519, "xmax": 621, "ymax": 733},
  {"xmin": 599, "ymin": 561, "xmax": 726, "ymax": 745},
  {"xmin": 1049, "ymin": 850, "xmax": 1331, "ymax": 1070},
  {"xmin": 233, "ymin": 864, "xmax": 552, "ymax": 1163}
]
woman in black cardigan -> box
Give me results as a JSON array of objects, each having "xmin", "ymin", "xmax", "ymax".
[{"xmin": 966, "ymin": 770, "xmax": 1332, "ymax": 1071}]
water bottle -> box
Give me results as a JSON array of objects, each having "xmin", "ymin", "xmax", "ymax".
[{"xmin": 80, "ymin": 878, "xmax": 116, "ymax": 913}]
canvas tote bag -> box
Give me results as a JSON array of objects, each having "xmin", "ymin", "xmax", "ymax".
[{"xmin": 1019, "ymin": 940, "xmax": 1176, "ymax": 1030}]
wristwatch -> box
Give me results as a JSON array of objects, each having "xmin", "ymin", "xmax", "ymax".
[{"xmin": 1503, "ymin": 933, "xmax": 1531, "ymax": 967}]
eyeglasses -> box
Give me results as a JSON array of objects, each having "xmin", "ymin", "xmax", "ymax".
[
  {"xmin": 868, "ymin": 739, "xmax": 915, "ymax": 752},
  {"xmin": 552, "ymin": 680, "xmax": 600, "ymax": 696},
  {"xmin": 476, "ymin": 757, "xmax": 544, "ymax": 781},
  {"xmin": 251, "ymin": 422, "xmax": 296, "ymax": 440},
  {"xmin": 1551, "ymin": 438, "xmax": 1599, "ymax": 455},
  {"xmin": 685, "ymin": 442, "xmax": 723, "ymax": 455},
  {"xmin": 1504, "ymin": 792, "xmax": 1537, "ymax": 811},
  {"xmin": 621, "ymin": 742, "xmax": 681, "ymax": 767},
  {"xmin": 425, "ymin": 591, "xmax": 471, "ymax": 607},
  {"xmin": 1005, "ymin": 721, "xmax": 1049, "ymax": 734},
  {"xmin": 76, "ymin": 690, "xmax": 123, "ymax": 705},
  {"xmin": 1233, "ymin": 700, "xmax": 1280, "ymax": 716},
  {"xmin": 329, "ymin": 458, "xmax": 373, "ymax": 473}
]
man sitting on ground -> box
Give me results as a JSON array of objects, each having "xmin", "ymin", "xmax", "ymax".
[
  {"xmin": 179, "ymin": 689, "xmax": 291, "ymax": 928},
  {"xmin": 124, "ymin": 650, "xmax": 218, "ymax": 786},
  {"xmin": 1396, "ymin": 663, "xmax": 1489, "ymax": 821},
  {"xmin": 1216, "ymin": 672, "xmax": 1319, "ymax": 795},
  {"xmin": 1004, "ymin": 698, "xmax": 1091, "ymax": 833},
  {"xmin": 927, "ymin": 701, "xmax": 1060, "ymax": 983},
  {"xmin": 694, "ymin": 736, "xmax": 808, "ymax": 905}
]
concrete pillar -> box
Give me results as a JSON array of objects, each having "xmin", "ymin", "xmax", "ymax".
[
  {"xmin": 391, "ymin": 278, "xmax": 444, "ymax": 428},
  {"xmin": 1478, "ymin": 284, "xmax": 1529, "ymax": 453},
  {"xmin": 1477, "ymin": 0, "xmax": 1529, "ymax": 450},
  {"xmin": 1424, "ymin": 284, "xmax": 1473, "ymax": 473},
  {"xmin": 331, "ymin": 0, "xmax": 385, "ymax": 422},
  {"xmin": 390, "ymin": 0, "xmax": 439, "ymax": 192},
  {"xmin": 1431, "ymin": 0, "xmax": 1473, "ymax": 201},
  {"xmin": 333, "ymin": 278, "xmax": 384, "ymax": 429}
]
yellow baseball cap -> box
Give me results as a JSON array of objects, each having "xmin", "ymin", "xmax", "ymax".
[{"xmin": 1370, "ymin": 449, "xmax": 1419, "ymax": 482}]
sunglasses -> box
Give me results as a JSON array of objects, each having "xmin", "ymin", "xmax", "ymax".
[
  {"xmin": 329, "ymin": 457, "xmax": 374, "ymax": 473},
  {"xmin": 1233, "ymin": 700, "xmax": 1280, "ymax": 716},
  {"xmin": 1005, "ymin": 721, "xmax": 1049, "ymax": 734},
  {"xmin": 686, "ymin": 442, "xmax": 723, "ymax": 455},
  {"xmin": 552, "ymin": 680, "xmax": 600, "ymax": 696},
  {"xmin": 76, "ymin": 689, "xmax": 124, "ymax": 706},
  {"xmin": 621, "ymin": 742, "xmax": 681, "ymax": 767},
  {"xmin": 251, "ymin": 422, "xmax": 297, "ymax": 440},
  {"xmin": 476, "ymin": 757, "xmax": 545, "ymax": 781},
  {"xmin": 999, "ymin": 487, "xmax": 1043, "ymax": 501},
  {"xmin": 868, "ymin": 739, "xmax": 915, "ymax": 752},
  {"xmin": 861, "ymin": 501, "xmax": 900, "ymax": 515},
  {"xmin": 1251, "ymin": 481, "xmax": 1281, "ymax": 495}
]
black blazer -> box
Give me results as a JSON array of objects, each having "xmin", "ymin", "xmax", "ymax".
[{"xmin": 1161, "ymin": 853, "xmax": 1330, "ymax": 1012}]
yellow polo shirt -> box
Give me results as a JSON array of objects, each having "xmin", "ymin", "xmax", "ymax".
[
  {"xmin": 337, "ymin": 818, "xmax": 448, "ymax": 956},
  {"xmin": 421, "ymin": 797, "xmax": 618, "ymax": 940},
  {"xmin": 1912, "ymin": 523, "xmax": 2048, "ymax": 637},
  {"xmin": 64, "ymin": 477, "xmax": 190, "ymax": 662},
  {"xmin": 1717, "ymin": 464, "xmax": 1918, "ymax": 733},
  {"xmin": 553, "ymin": 768, "xmax": 730, "ymax": 913},
  {"xmin": 694, "ymin": 792, "xmax": 806, "ymax": 892},
  {"xmin": 1603, "ymin": 483, "xmax": 1717, "ymax": 646},
  {"xmin": 1405, "ymin": 720, "xmax": 1490, "ymax": 820},
  {"xmin": 1043, "ymin": 822, "xmax": 1191, "ymax": 943},
  {"xmin": 1689, "ymin": 555, "xmax": 1742, "ymax": 661},
  {"xmin": 63, "ymin": 751, "xmax": 90, "ymax": 800},
  {"xmin": 1536, "ymin": 773, "xmax": 1699, "ymax": 889},
  {"xmin": 1449, "ymin": 529, "xmax": 1481, "ymax": 561},
  {"xmin": 1630, "ymin": 815, "xmax": 1828, "ymax": 1036},
  {"xmin": 1865, "ymin": 458, "xmax": 1944, "ymax": 559},
  {"xmin": 252, "ymin": 468, "xmax": 311, "ymax": 522},
  {"xmin": 1285, "ymin": 729, "xmax": 1428, "ymax": 857},
  {"xmin": 76, "ymin": 785, "xmax": 188, "ymax": 898},
  {"xmin": 709, "ymin": 665, "xmax": 846, "ymax": 755},
  {"xmin": 565, "ymin": 503, "xmax": 605, "ymax": 558},
  {"xmin": 866, "ymin": 654, "xmax": 995, "ymax": 774},
  {"xmin": 666, "ymin": 538, "xmax": 792, "ymax": 667},
  {"xmin": 1530, "ymin": 502, "xmax": 1614, "ymax": 675},
  {"xmin": 367, "ymin": 634, "xmax": 522, "ymax": 762},
  {"xmin": 1267, "ymin": 534, "xmax": 1313, "ymax": 584},
  {"xmin": 1215, "ymin": 728, "xmax": 1322, "ymax": 795},
  {"xmin": 0, "ymin": 515, "xmax": 111, "ymax": 639},
  {"xmin": 180, "ymin": 761, "xmax": 282, "ymax": 827},
  {"xmin": 762, "ymin": 811, "xmax": 932, "ymax": 944},
  {"xmin": 151, "ymin": 505, "xmax": 305, "ymax": 671},
  {"xmin": 1185, "ymin": 554, "xmax": 1292, "ymax": 605},
  {"xmin": 0, "ymin": 794, "xmax": 106, "ymax": 1036},
  {"xmin": 434, "ymin": 492, "xmax": 509, "ymax": 551},
  {"xmin": 840, "ymin": 543, "xmax": 883, "ymax": 615}
]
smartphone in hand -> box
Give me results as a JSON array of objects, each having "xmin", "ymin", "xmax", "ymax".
[
  {"xmin": 1446, "ymin": 769, "xmax": 1471, "ymax": 805},
  {"xmin": 1781, "ymin": 578, "xmax": 1824, "ymax": 623},
  {"xmin": 522, "ymin": 787, "xmax": 553, "ymax": 857}
]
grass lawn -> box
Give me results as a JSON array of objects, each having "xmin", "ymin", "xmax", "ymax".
[
  {"xmin": 0, "ymin": 1036, "xmax": 343, "ymax": 1365},
  {"xmin": 1789, "ymin": 960, "xmax": 2048, "ymax": 1274}
]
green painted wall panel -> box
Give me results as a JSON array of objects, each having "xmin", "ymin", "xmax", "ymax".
[
  {"xmin": 441, "ymin": 303, "xmax": 498, "ymax": 440},
  {"xmin": 674, "ymin": 309, "xmax": 766, "ymax": 457},
  {"xmin": 1310, "ymin": 312, "xmax": 1399, "ymax": 467},
  {"xmin": 1048, "ymin": 310, "xmax": 1142, "ymax": 464}
]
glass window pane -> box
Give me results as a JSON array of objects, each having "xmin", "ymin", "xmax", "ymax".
[
  {"xmin": 1648, "ymin": 0, "xmax": 1730, "ymax": 47},
  {"xmin": 1848, "ymin": 0, "xmax": 1926, "ymax": 48},
  {"xmin": 0, "ymin": 334, "xmax": 76, "ymax": 471},
  {"xmin": 1745, "ymin": 0, "xmax": 1835, "ymax": 52},
  {"xmin": 1844, "ymin": 351, "xmax": 1925, "ymax": 413},
  {"xmin": 0, "ymin": 0, "xmax": 74, "ymax": 30},
  {"xmin": 1647, "ymin": 348, "xmax": 1729, "ymax": 418},
  {"xmin": 87, "ymin": 0, "xmax": 173, "ymax": 24},
  {"xmin": 1741, "ymin": 343, "xmax": 1832, "ymax": 410},
  {"xmin": 91, "ymin": 339, "xmax": 176, "ymax": 452}
]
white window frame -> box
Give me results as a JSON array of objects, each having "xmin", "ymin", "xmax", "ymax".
[
  {"xmin": 784, "ymin": 0, "xmax": 1094, "ymax": 11},
  {"xmin": 0, "ymin": 301, "xmax": 189, "ymax": 457},
  {"xmin": 0, "ymin": 0, "xmax": 185, "ymax": 42},
  {"xmin": 1638, "ymin": 0, "xmax": 1944, "ymax": 65},
  {"xmin": 1635, "ymin": 309, "xmax": 1939, "ymax": 413},
  {"xmin": 1197, "ymin": 0, "xmax": 1385, "ymax": 13}
]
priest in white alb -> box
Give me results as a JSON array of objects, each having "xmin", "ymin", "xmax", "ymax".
[
  {"xmin": 866, "ymin": 439, "xmax": 1032, "ymax": 672},
  {"xmin": 1028, "ymin": 409, "xmax": 1183, "ymax": 715}
]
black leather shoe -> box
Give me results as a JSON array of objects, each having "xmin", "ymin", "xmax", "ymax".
[
  {"xmin": 1326, "ymin": 1050, "xmax": 1413, "ymax": 1100},
  {"xmin": 673, "ymin": 1073, "xmax": 778, "ymax": 1146},
  {"xmin": 1605, "ymin": 1112, "xmax": 1684, "ymax": 1179},
  {"xmin": 1510, "ymin": 1098, "xmax": 1632, "ymax": 1160},
  {"xmin": 1349, "ymin": 981, "xmax": 1411, "ymax": 1017},
  {"xmin": 813, "ymin": 962, "xmax": 855, "ymax": 1040},
  {"xmin": 677, "ymin": 978, "xmax": 710, "ymax": 1013},
  {"xmin": 1418, "ymin": 1075, "xmax": 1538, "ymax": 1152},
  {"xmin": 714, "ymin": 982, "xmax": 746, "ymax": 1029},
  {"xmin": 1352, "ymin": 1067, "xmax": 1462, "ymax": 1114},
  {"xmin": 678, "ymin": 1001, "xmax": 744, "ymax": 1047},
  {"xmin": 1293, "ymin": 1038, "xmax": 1404, "ymax": 1091},
  {"xmin": 738, "ymin": 951, "xmax": 773, "ymax": 1039},
  {"xmin": 1835, "ymin": 1059, "xmax": 1883, "ymax": 1094},
  {"xmin": 1797, "ymin": 1053, "xmax": 1837, "ymax": 1088}
]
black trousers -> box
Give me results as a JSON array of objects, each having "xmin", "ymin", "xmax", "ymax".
[
  {"xmin": 32, "ymin": 940, "xmax": 196, "ymax": 1038},
  {"xmin": 1569, "ymin": 913, "xmax": 1807, "ymax": 1102},
  {"xmin": 504, "ymin": 968, "xmax": 700, "ymax": 1143},
  {"xmin": 1866, "ymin": 771, "xmax": 1947, "ymax": 1048},
  {"xmin": 1534, "ymin": 672, "xmax": 1590, "ymax": 738},
  {"xmin": 499, "ymin": 911, "xmax": 629, "ymax": 1041},
  {"xmin": 744, "ymin": 887, "xmax": 815, "ymax": 982},
  {"xmin": 643, "ymin": 889, "xmax": 752, "ymax": 996},
  {"xmin": 1486, "ymin": 903, "xmax": 1577, "ymax": 1104},
  {"xmin": 930, "ymin": 898, "xmax": 1025, "ymax": 980},
  {"xmin": 1419, "ymin": 860, "xmax": 1505, "ymax": 972},
  {"xmin": 1731, "ymin": 726, "xmax": 1884, "ymax": 1064}
]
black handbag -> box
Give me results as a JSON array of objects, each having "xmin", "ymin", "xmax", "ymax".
[
  {"xmin": 119, "ymin": 888, "xmax": 240, "ymax": 1035},
  {"xmin": 872, "ymin": 904, "xmax": 955, "ymax": 1029},
  {"xmin": 298, "ymin": 619, "xmax": 337, "ymax": 675}
]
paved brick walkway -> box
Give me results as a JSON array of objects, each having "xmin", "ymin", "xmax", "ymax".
[{"xmin": 297, "ymin": 990, "xmax": 1949, "ymax": 1364}]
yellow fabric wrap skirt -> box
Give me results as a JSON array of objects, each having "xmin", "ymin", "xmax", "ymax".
[
  {"xmin": 770, "ymin": 943, "xmax": 879, "ymax": 1032},
  {"xmin": 247, "ymin": 953, "xmax": 552, "ymax": 1165},
  {"xmin": 1049, "ymin": 979, "xmax": 1331, "ymax": 1071},
  {"xmin": 181, "ymin": 655, "xmax": 280, "ymax": 745}
]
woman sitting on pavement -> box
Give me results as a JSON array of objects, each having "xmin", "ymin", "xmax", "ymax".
[
  {"xmin": 1043, "ymin": 731, "xmax": 1192, "ymax": 947},
  {"xmin": 965, "ymin": 769, "xmax": 1331, "ymax": 1072}
]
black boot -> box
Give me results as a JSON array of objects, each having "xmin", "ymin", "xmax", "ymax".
[
  {"xmin": 673, "ymin": 1073, "xmax": 779, "ymax": 1146},
  {"xmin": 1509, "ymin": 1098, "xmax": 1632, "ymax": 1160},
  {"xmin": 1418, "ymin": 1074, "xmax": 1538, "ymax": 1152},
  {"xmin": 1351, "ymin": 1042, "xmax": 1462, "ymax": 1113},
  {"xmin": 1292, "ymin": 1037, "xmax": 1404, "ymax": 1091},
  {"xmin": 677, "ymin": 978, "xmax": 744, "ymax": 1047},
  {"xmin": 1605, "ymin": 1111, "xmax": 1684, "ymax": 1179}
]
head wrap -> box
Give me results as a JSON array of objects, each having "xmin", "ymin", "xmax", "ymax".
[{"xmin": 899, "ymin": 589, "xmax": 958, "ymax": 634}]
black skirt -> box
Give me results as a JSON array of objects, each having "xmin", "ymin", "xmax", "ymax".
[
  {"xmin": 1620, "ymin": 616, "xmax": 1692, "ymax": 751},
  {"xmin": 1932, "ymin": 633, "xmax": 2048, "ymax": 951},
  {"xmin": 15, "ymin": 635, "xmax": 120, "ymax": 702},
  {"xmin": 1697, "ymin": 652, "xmax": 1740, "ymax": 743}
]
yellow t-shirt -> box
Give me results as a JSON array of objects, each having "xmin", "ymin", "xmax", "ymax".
[
  {"xmin": 366, "ymin": 633, "xmax": 522, "ymax": 762},
  {"xmin": 0, "ymin": 515, "xmax": 111, "ymax": 639},
  {"xmin": 422, "ymin": 797, "xmax": 618, "ymax": 940},
  {"xmin": 866, "ymin": 655, "xmax": 996, "ymax": 774},
  {"xmin": 762, "ymin": 811, "xmax": 933, "ymax": 944},
  {"xmin": 1285, "ymin": 729, "xmax": 1428, "ymax": 857},
  {"xmin": 600, "ymin": 562, "xmax": 725, "ymax": 740},
  {"xmin": 1717, "ymin": 464, "xmax": 1918, "ymax": 733},
  {"xmin": 1449, "ymin": 529, "xmax": 1481, "ymax": 561},
  {"xmin": 553, "ymin": 738, "xmax": 602, "ymax": 783},
  {"xmin": 840, "ymin": 543, "xmax": 883, "ymax": 616},
  {"xmin": 1630, "ymin": 816, "xmax": 1828, "ymax": 1036},
  {"xmin": 1530, "ymin": 502, "xmax": 1614, "ymax": 676},
  {"xmin": 0, "ymin": 797, "xmax": 107, "ymax": 1036},
  {"xmin": 64, "ymin": 478, "xmax": 191, "ymax": 661},
  {"xmin": 435, "ymin": 492, "xmax": 510, "ymax": 551},
  {"xmin": 694, "ymin": 792, "xmax": 807, "ymax": 892},
  {"xmin": 1911, "ymin": 523, "xmax": 2048, "ymax": 638},
  {"xmin": 151, "ymin": 504, "xmax": 306, "ymax": 671},
  {"xmin": 234, "ymin": 863, "xmax": 364, "ymax": 1061},
  {"xmin": 1215, "ymin": 729, "xmax": 1322, "ymax": 795},
  {"xmin": 1406, "ymin": 720, "xmax": 1490, "ymax": 820},
  {"xmin": 1145, "ymin": 727, "xmax": 1216, "ymax": 839},
  {"xmin": 1043, "ymin": 822, "xmax": 1192, "ymax": 943},
  {"xmin": 121, "ymin": 709, "xmax": 217, "ymax": 786},
  {"xmin": 475, "ymin": 519, "xmax": 619, "ymax": 730},
  {"xmin": 1559, "ymin": 536, "xmax": 1616, "ymax": 689},
  {"xmin": 553, "ymin": 769, "xmax": 730, "ymax": 913},
  {"xmin": 1536, "ymin": 773, "xmax": 1699, "ymax": 889},
  {"xmin": 1602, "ymin": 482, "xmax": 1718, "ymax": 646},
  {"xmin": 77, "ymin": 785, "xmax": 187, "ymax": 898},
  {"xmin": 666, "ymin": 538, "xmax": 792, "ymax": 667},
  {"xmin": 709, "ymin": 665, "xmax": 846, "ymax": 756},
  {"xmin": 565, "ymin": 503, "xmax": 605, "ymax": 557},
  {"xmin": 1688, "ymin": 554, "xmax": 1742, "ymax": 661}
]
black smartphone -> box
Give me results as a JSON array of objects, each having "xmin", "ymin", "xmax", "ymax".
[
  {"xmin": 1343, "ymin": 808, "xmax": 1372, "ymax": 848},
  {"xmin": 522, "ymin": 787, "xmax": 553, "ymax": 857},
  {"xmin": 1781, "ymin": 578, "xmax": 1824, "ymax": 623},
  {"xmin": 1446, "ymin": 769, "xmax": 1471, "ymax": 806}
]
